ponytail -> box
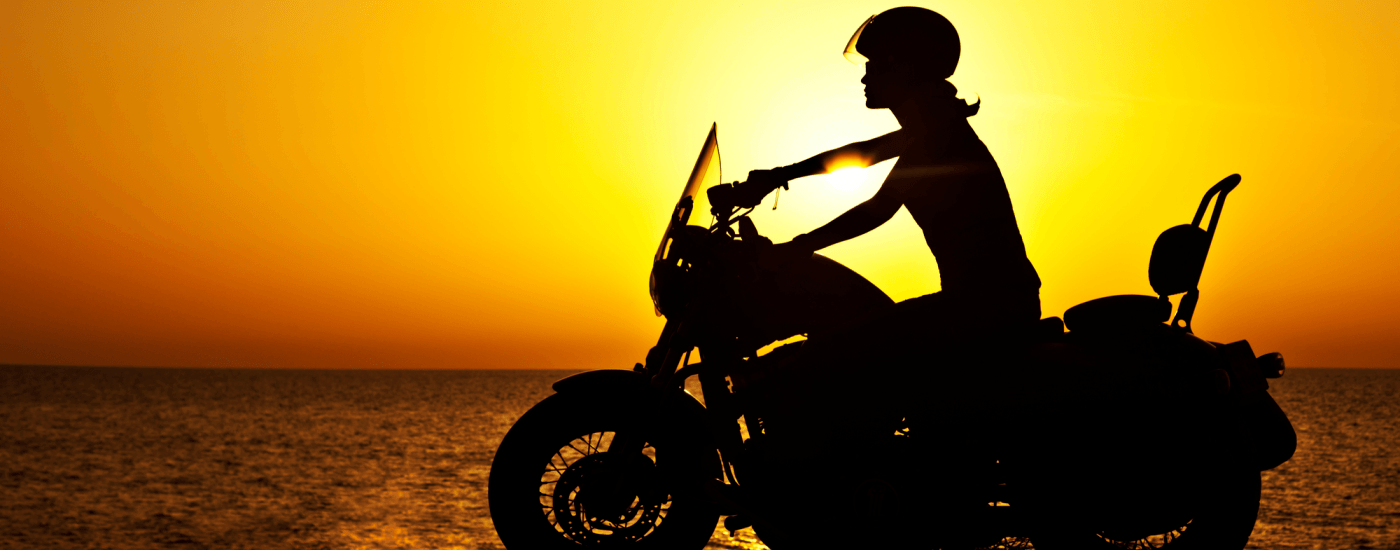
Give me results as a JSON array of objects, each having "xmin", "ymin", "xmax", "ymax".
[{"xmin": 932, "ymin": 79, "xmax": 980, "ymax": 117}]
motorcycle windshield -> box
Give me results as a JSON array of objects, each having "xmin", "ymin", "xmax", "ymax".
[{"xmin": 649, "ymin": 124, "xmax": 720, "ymax": 314}]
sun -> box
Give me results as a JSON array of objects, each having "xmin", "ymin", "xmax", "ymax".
[{"xmin": 828, "ymin": 166, "xmax": 866, "ymax": 190}]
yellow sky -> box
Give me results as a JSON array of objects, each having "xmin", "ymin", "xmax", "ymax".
[{"xmin": 2, "ymin": 1, "xmax": 1397, "ymax": 369}]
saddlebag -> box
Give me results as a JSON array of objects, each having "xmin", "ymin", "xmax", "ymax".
[{"xmin": 1216, "ymin": 341, "xmax": 1296, "ymax": 470}]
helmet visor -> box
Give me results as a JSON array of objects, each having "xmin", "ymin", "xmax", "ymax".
[{"xmin": 843, "ymin": 15, "xmax": 874, "ymax": 64}]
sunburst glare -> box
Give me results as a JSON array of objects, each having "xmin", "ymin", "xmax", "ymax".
[{"xmin": 827, "ymin": 167, "xmax": 867, "ymax": 190}]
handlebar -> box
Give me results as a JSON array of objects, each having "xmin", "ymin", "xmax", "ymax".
[{"xmin": 707, "ymin": 179, "xmax": 778, "ymax": 214}]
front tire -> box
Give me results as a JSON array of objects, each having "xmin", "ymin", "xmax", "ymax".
[{"xmin": 489, "ymin": 392, "xmax": 719, "ymax": 549}]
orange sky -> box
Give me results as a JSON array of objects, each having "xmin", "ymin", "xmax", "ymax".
[{"xmin": 2, "ymin": 1, "xmax": 1397, "ymax": 369}]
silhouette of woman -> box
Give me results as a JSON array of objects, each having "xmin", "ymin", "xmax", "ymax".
[{"xmin": 750, "ymin": 6, "xmax": 1041, "ymax": 462}]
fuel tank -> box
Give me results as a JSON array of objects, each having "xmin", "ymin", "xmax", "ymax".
[{"xmin": 727, "ymin": 252, "xmax": 895, "ymax": 345}]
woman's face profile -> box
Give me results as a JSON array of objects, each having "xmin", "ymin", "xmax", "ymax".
[{"xmin": 861, "ymin": 60, "xmax": 911, "ymax": 110}]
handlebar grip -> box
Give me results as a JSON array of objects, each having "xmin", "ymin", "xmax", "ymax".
[{"xmin": 709, "ymin": 180, "xmax": 773, "ymax": 211}]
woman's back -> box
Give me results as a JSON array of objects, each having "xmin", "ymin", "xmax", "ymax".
[{"xmin": 883, "ymin": 121, "xmax": 1040, "ymax": 297}]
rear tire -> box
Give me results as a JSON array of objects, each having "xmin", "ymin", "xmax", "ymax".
[
  {"xmin": 1030, "ymin": 470, "xmax": 1261, "ymax": 550},
  {"xmin": 488, "ymin": 392, "xmax": 719, "ymax": 549}
]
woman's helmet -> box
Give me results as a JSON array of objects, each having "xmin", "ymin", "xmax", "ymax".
[{"xmin": 844, "ymin": 7, "xmax": 961, "ymax": 79}]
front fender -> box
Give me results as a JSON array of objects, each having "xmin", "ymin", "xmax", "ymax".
[
  {"xmin": 550, "ymin": 369, "xmax": 720, "ymax": 489},
  {"xmin": 552, "ymin": 369, "xmax": 710, "ymax": 433},
  {"xmin": 553, "ymin": 368, "xmax": 649, "ymax": 394}
]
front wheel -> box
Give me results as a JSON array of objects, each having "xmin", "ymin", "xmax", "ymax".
[{"xmin": 488, "ymin": 392, "xmax": 720, "ymax": 549}]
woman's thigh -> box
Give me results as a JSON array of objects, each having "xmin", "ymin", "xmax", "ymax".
[{"xmin": 769, "ymin": 294, "xmax": 960, "ymax": 409}]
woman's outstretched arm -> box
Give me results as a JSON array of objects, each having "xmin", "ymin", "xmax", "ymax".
[
  {"xmin": 769, "ymin": 129, "xmax": 904, "ymax": 183},
  {"xmin": 729, "ymin": 130, "xmax": 904, "ymax": 210}
]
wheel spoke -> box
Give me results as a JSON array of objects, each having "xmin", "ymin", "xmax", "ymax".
[{"xmin": 529, "ymin": 430, "xmax": 674, "ymax": 545}]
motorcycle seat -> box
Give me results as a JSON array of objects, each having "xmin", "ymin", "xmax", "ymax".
[{"xmin": 1063, "ymin": 294, "xmax": 1170, "ymax": 333}]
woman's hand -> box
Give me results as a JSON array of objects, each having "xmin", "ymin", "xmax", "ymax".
[
  {"xmin": 731, "ymin": 168, "xmax": 792, "ymax": 208},
  {"xmin": 746, "ymin": 168, "xmax": 791, "ymax": 191}
]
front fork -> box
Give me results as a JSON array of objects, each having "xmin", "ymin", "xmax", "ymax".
[
  {"xmin": 636, "ymin": 317, "xmax": 748, "ymax": 489},
  {"xmin": 602, "ymin": 317, "xmax": 689, "ymax": 458}
]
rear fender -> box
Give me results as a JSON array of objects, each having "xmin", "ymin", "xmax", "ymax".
[
  {"xmin": 1217, "ymin": 341, "xmax": 1297, "ymax": 470},
  {"xmin": 1233, "ymin": 390, "xmax": 1296, "ymax": 470}
]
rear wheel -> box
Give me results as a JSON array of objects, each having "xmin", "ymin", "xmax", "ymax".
[
  {"xmin": 488, "ymin": 392, "xmax": 719, "ymax": 549},
  {"xmin": 1030, "ymin": 470, "xmax": 1261, "ymax": 550}
]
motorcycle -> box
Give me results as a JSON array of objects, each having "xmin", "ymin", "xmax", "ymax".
[{"xmin": 488, "ymin": 125, "xmax": 1297, "ymax": 549}]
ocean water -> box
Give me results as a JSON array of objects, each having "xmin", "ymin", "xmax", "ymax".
[{"xmin": 0, "ymin": 366, "xmax": 1395, "ymax": 550}]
